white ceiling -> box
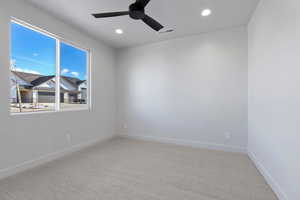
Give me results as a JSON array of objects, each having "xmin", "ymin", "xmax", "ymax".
[{"xmin": 25, "ymin": 0, "xmax": 259, "ymax": 48}]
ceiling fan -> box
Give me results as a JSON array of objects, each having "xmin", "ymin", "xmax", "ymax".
[{"xmin": 92, "ymin": 0, "xmax": 164, "ymax": 32}]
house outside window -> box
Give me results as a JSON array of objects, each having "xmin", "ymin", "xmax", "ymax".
[{"xmin": 10, "ymin": 19, "xmax": 90, "ymax": 114}]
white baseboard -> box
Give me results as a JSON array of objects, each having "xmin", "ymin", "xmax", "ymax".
[
  {"xmin": 121, "ymin": 134, "xmax": 247, "ymax": 153},
  {"xmin": 0, "ymin": 133, "xmax": 287, "ymax": 200},
  {"xmin": 248, "ymin": 151, "xmax": 288, "ymax": 200},
  {"xmin": 0, "ymin": 135, "xmax": 116, "ymax": 180}
]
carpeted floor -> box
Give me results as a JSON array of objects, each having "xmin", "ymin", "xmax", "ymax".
[{"xmin": 0, "ymin": 137, "xmax": 277, "ymax": 200}]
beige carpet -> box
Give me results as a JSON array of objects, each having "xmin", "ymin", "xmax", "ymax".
[{"xmin": 0, "ymin": 137, "xmax": 277, "ymax": 200}]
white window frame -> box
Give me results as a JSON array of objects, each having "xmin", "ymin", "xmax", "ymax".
[{"xmin": 10, "ymin": 18, "xmax": 91, "ymax": 115}]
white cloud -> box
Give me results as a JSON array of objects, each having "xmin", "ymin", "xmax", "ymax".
[
  {"xmin": 71, "ymin": 71, "xmax": 79, "ymax": 77},
  {"xmin": 10, "ymin": 59, "xmax": 16, "ymax": 67},
  {"xmin": 12, "ymin": 67, "xmax": 41, "ymax": 75},
  {"xmin": 33, "ymin": 53, "xmax": 39, "ymax": 57},
  {"xmin": 61, "ymin": 68, "xmax": 70, "ymax": 74}
]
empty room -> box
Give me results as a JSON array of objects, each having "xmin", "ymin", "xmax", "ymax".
[{"xmin": 0, "ymin": 0, "xmax": 298, "ymax": 199}]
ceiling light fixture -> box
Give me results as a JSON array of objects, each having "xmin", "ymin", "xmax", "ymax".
[
  {"xmin": 201, "ymin": 9, "xmax": 211, "ymax": 17},
  {"xmin": 115, "ymin": 29, "xmax": 123, "ymax": 34}
]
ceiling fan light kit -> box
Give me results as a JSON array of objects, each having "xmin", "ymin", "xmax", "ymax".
[{"xmin": 92, "ymin": 0, "xmax": 164, "ymax": 32}]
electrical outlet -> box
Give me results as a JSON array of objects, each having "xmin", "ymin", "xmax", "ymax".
[
  {"xmin": 224, "ymin": 132, "xmax": 231, "ymax": 140},
  {"xmin": 66, "ymin": 133, "xmax": 72, "ymax": 144},
  {"xmin": 123, "ymin": 123, "xmax": 128, "ymax": 129}
]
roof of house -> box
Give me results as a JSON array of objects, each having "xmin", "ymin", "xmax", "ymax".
[
  {"xmin": 11, "ymin": 71, "xmax": 86, "ymax": 91},
  {"xmin": 31, "ymin": 75, "xmax": 55, "ymax": 86},
  {"xmin": 61, "ymin": 76, "xmax": 79, "ymax": 85},
  {"xmin": 12, "ymin": 71, "xmax": 43, "ymax": 85}
]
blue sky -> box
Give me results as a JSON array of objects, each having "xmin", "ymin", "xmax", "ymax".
[{"xmin": 10, "ymin": 22, "xmax": 87, "ymax": 80}]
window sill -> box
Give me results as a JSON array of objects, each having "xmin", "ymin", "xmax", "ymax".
[{"xmin": 10, "ymin": 107, "xmax": 91, "ymax": 116}]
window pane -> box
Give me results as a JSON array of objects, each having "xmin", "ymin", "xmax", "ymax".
[
  {"xmin": 10, "ymin": 22, "xmax": 56, "ymax": 113},
  {"xmin": 60, "ymin": 42, "xmax": 88, "ymax": 111}
]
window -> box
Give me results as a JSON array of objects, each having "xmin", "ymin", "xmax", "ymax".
[
  {"xmin": 10, "ymin": 19, "xmax": 90, "ymax": 114},
  {"xmin": 60, "ymin": 42, "xmax": 89, "ymax": 111}
]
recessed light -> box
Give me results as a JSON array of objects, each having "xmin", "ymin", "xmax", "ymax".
[
  {"xmin": 115, "ymin": 29, "xmax": 123, "ymax": 34},
  {"xmin": 201, "ymin": 9, "xmax": 211, "ymax": 17}
]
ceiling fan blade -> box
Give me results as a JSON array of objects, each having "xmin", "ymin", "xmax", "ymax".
[
  {"xmin": 136, "ymin": 0, "xmax": 151, "ymax": 8},
  {"xmin": 142, "ymin": 15, "xmax": 164, "ymax": 31},
  {"xmin": 92, "ymin": 11, "xmax": 129, "ymax": 18}
]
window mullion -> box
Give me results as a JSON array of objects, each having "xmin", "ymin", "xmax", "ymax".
[{"xmin": 55, "ymin": 39, "xmax": 61, "ymax": 111}]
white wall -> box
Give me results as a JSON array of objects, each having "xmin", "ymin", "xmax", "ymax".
[
  {"xmin": 117, "ymin": 27, "xmax": 248, "ymax": 152},
  {"xmin": 248, "ymin": 0, "xmax": 300, "ymax": 199},
  {"xmin": 0, "ymin": 0, "xmax": 116, "ymax": 178}
]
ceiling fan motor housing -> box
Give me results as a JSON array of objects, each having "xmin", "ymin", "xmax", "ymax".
[{"xmin": 129, "ymin": 3, "xmax": 145, "ymax": 20}]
